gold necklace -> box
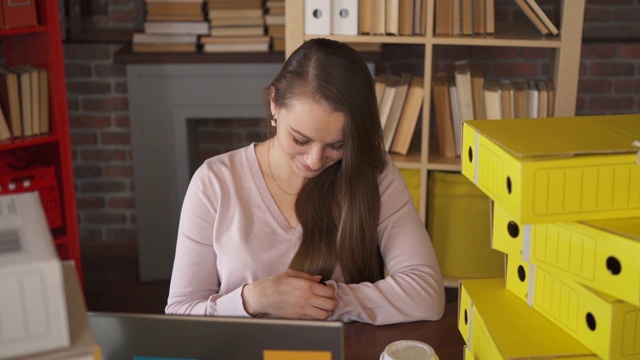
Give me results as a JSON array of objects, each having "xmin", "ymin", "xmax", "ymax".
[{"xmin": 268, "ymin": 139, "xmax": 298, "ymax": 196}]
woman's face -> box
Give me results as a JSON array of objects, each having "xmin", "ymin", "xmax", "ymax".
[{"xmin": 271, "ymin": 96, "xmax": 346, "ymax": 179}]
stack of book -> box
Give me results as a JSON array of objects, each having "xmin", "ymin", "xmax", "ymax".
[
  {"xmin": 431, "ymin": 60, "xmax": 556, "ymax": 159},
  {"xmin": 133, "ymin": 0, "xmax": 209, "ymax": 52},
  {"xmin": 458, "ymin": 114, "xmax": 640, "ymax": 359},
  {"xmin": 0, "ymin": 66, "xmax": 49, "ymax": 141},
  {"xmin": 201, "ymin": 0, "xmax": 269, "ymax": 53},
  {"xmin": 373, "ymin": 72, "xmax": 425, "ymax": 156},
  {"xmin": 265, "ymin": 0, "xmax": 285, "ymax": 51}
]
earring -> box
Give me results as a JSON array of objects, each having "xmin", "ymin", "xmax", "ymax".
[{"xmin": 270, "ymin": 116, "xmax": 277, "ymax": 127}]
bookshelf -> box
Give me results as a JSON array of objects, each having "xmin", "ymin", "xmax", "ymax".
[
  {"xmin": 0, "ymin": 0, "xmax": 81, "ymax": 280},
  {"xmin": 285, "ymin": 0, "xmax": 585, "ymax": 286}
]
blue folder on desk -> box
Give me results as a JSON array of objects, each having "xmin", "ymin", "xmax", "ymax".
[{"xmin": 88, "ymin": 312, "xmax": 343, "ymax": 360}]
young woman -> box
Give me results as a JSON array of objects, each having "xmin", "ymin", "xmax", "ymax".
[{"xmin": 165, "ymin": 38, "xmax": 445, "ymax": 325}]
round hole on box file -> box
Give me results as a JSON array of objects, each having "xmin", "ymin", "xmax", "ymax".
[
  {"xmin": 517, "ymin": 265, "xmax": 526, "ymax": 282},
  {"xmin": 467, "ymin": 147, "xmax": 473, "ymax": 163},
  {"xmin": 339, "ymin": 9, "xmax": 349, "ymax": 18},
  {"xmin": 312, "ymin": 9, "xmax": 323, "ymax": 19},
  {"xmin": 586, "ymin": 312, "xmax": 597, "ymax": 331},
  {"xmin": 464, "ymin": 309, "xmax": 468, "ymax": 325},
  {"xmin": 506, "ymin": 177, "xmax": 512, "ymax": 194},
  {"xmin": 606, "ymin": 256, "xmax": 621, "ymax": 275},
  {"xmin": 507, "ymin": 221, "xmax": 520, "ymax": 238}
]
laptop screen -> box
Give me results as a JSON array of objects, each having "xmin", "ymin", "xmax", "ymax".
[{"xmin": 88, "ymin": 312, "xmax": 344, "ymax": 360}]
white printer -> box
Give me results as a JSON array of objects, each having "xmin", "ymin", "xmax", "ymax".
[{"xmin": 0, "ymin": 192, "xmax": 70, "ymax": 359}]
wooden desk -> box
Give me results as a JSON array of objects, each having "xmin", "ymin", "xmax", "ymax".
[{"xmin": 344, "ymin": 302, "xmax": 465, "ymax": 359}]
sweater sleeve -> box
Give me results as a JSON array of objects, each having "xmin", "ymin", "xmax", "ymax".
[
  {"xmin": 328, "ymin": 161, "xmax": 446, "ymax": 325},
  {"xmin": 165, "ymin": 163, "xmax": 251, "ymax": 317}
]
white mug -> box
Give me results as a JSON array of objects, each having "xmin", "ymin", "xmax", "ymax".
[{"xmin": 380, "ymin": 340, "xmax": 439, "ymax": 360}]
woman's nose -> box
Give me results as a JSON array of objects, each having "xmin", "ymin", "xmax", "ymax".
[{"xmin": 305, "ymin": 147, "xmax": 324, "ymax": 170}]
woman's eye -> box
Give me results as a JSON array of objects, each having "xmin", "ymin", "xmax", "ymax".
[
  {"xmin": 331, "ymin": 144, "xmax": 344, "ymax": 151},
  {"xmin": 293, "ymin": 138, "xmax": 308, "ymax": 146}
]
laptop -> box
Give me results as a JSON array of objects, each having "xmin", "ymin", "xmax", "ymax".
[{"xmin": 88, "ymin": 312, "xmax": 344, "ymax": 360}]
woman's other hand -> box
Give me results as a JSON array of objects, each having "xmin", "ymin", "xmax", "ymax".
[{"xmin": 242, "ymin": 269, "xmax": 338, "ymax": 320}]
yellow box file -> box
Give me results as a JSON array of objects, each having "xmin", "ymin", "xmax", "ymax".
[
  {"xmin": 492, "ymin": 202, "xmax": 640, "ymax": 307},
  {"xmin": 458, "ymin": 278, "xmax": 597, "ymax": 359},
  {"xmin": 427, "ymin": 171, "xmax": 504, "ymax": 281},
  {"xmin": 506, "ymin": 255, "xmax": 640, "ymax": 360},
  {"xmin": 461, "ymin": 114, "xmax": 640, "ymax": 224},
  {"xmin": 399, "ymin": 168, "xmax": 421, "ymax": 211}
]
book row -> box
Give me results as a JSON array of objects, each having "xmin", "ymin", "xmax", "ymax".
[
  {"xmin": 458, "ymin": 114, "xmax": 640, "ymax": 359},
  {"xmin": 374, "ymin": 73, "xmax": 424, "ymax": 155},
  {"xmin": 432, "ymin": 60, "xmax": 556, "ymax": 158},
  {"xmin": 0, "ymin": 66, "xmax": 50, "ymax": 141}
]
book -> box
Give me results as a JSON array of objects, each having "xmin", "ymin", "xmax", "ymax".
[
  {"xmin": 470, "ymin": 64, "xmax": 485, "ymax": 120},
  {"xmin": 412, "ymin": 0, "xmax": 425, "ymax": 35},
  {"xmin": 201, "ymin": 39, "xmax": 270, "ymax": 53},
  {"xmin": 511, "ymin": 78, "xmax": 529, "ymax": 118},
  {"xmin": 371, "ymin": 0, "xmax": 386, "ymax": 35},
  {"xmin": 546, "ymin": 79, "xmax": 555, "ymax": 116},
  {"xmin": 207, "ymin": 0, "xmax": 263, "ymax": 9},
  {"xmin": 0, "ymin": 101, "xmax": 10, "ymax": 140},
  {"xmin": 0, "ymin": 0, "xmax": 38, "ymax": 29},
  {"xmin": 485, "ymin": 0, "xmax": 495, "ymax": 33},
  {"xmin": 143, "ymin": 21, "xmax": 210, "ymax": 35},
  {"xmin": 527, "ymin": 79, "xmax": 539, "ymax": 118},
  {"xmin": 0, "ymin": 68, "xmax": 21, "ymax": 137},
  {"xmin": 374, "ymin": 74, "xmax": 387, "ymax": 106},
  {"xmin": 359, "ymin": 0, "xmax": 372, "ymax": 34},
  {"xmin": 385, "ymin": 0, "xmax": 399, "ymax": 35},
  {"xmin": 383, "ymin": 73, "xmax": 412, "ymax": 151},
  {"xmin": 266, "ymin": 0, "xmax": 285, "ymax": 15},
  {"xmin": 10, "ymin": 67, "xmax": 34, "ymax": 137},
  {"xmin": 499, "ymin": 80, "xmax": 513, "ymax": 119},
  {"xmin": 398, "ymin": 0, "xmax": 413, "ymax": 36},
  {"xmin": 483, "ymin": 79, "xmax": 501, "ymax": 120},
  {"xmin": 461, "ymin": 0, "xmax": 473, "ymax": 35},
  {"xmin": 451, "ymin": 0, "xmax": 461, "ymax": 35},
  {"xmin": 431, "ymin": 73, "xmax": 456, "ymax": 158},
  {"xmin": 454, "ymin": 60, "xmax": 474, "ymax": 121},
  {"xmin": 264, "ymin": 14, "xmax": 285, "ymax": 26},
  {"xmin": 434, "ymin": 0, "xmax": 453, "ymax": 35},
  {"xmin": 448, "ymin": 80, "xmax": 462, "ymax": 157},
  {"xmin": 514, "ymin": 0, "xmax": 550, "ymax": 35},
  {"xmin": 199, "ymin": 35, "xmax": 270, "ymax": 45},
  {"xmin": 210, "ymin": 16, "xmax": 265, "ymax": 27},
  {"xmin": 208, "ymin": 9, "xmax": 263, "ymax": 19},
  {"xmin": 536, "ymin": 79, "xmax": 548, "ymax": 118},
  {"xmin": 378, "ymin": 75, "xmax": 399, "ymax": 129},
  {"xmin": 525, "ymin": 0, "xmax": 559, "ymax": 35},
  {"xmin": 133, "ymin": 33, "xmax": 199, "ymax": 44},
  {"xmin": 473, "ymin": 0, "xmax": 485, "ymax": 34},
  {"xmin": 22, "ymin": 65, "xmax": 49, "ymax": 136},
  {"xmin": 390, "ymin": 76, "xmax": 424, "ymax": 155},
  {"xmin": 211, "ymin": 25, "xmax": 265, "ymax": 36}
]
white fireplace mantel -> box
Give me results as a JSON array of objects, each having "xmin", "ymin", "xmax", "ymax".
[{"xmin": 127, "ymin": 63, "xmax": 282, "ymax": 281}]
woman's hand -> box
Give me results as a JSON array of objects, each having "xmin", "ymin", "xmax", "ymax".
[{"xmin": 242, "ymin": 269, "xmax": 339, "ymax": 320}]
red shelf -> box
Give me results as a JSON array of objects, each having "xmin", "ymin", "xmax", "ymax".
[{"xmin": 0, "ymin": 0, "xmax": 82, "ymax": 284}]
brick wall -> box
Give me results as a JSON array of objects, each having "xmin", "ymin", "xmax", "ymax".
[{"xmin": 65, "ymin": 1, "xmax": 640, "ymax": 249}]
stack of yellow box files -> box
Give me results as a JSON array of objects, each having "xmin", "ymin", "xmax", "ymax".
[{"xmin": 458, "ymin": 113, "xmax": 640, "ymax": 360}]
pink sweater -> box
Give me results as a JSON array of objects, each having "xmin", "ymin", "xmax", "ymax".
[{"xmin": 166, "ymin": 143, "xmax": 445, "ymax": 325}]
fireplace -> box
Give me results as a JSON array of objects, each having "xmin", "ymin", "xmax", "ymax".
[{"xmin": 127, "ymin": 63, "xmax": 282, "ymax": 280}]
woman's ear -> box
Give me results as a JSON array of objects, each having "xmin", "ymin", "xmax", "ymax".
[{"xmin": 269, "ymin": 86, "xmax": 277, "ymax": 117}]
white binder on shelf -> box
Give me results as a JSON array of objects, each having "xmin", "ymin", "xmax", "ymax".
[
  {"xmin": 305, "ymin": 0, "xmax": 331, "ymax": 35},
  {"xmin": 331, "ymin": 0, "xmax": 358, "ymax": 35}
]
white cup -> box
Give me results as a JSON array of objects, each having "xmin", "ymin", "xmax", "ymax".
[{"xmin": 379, "ymin": 340, "xmax": 438, "ymax": 360}]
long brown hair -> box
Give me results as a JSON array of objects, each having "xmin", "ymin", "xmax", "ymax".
[{"xmin": 268, "ymin": 38, "xmax": 387, "ymax": 284}]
